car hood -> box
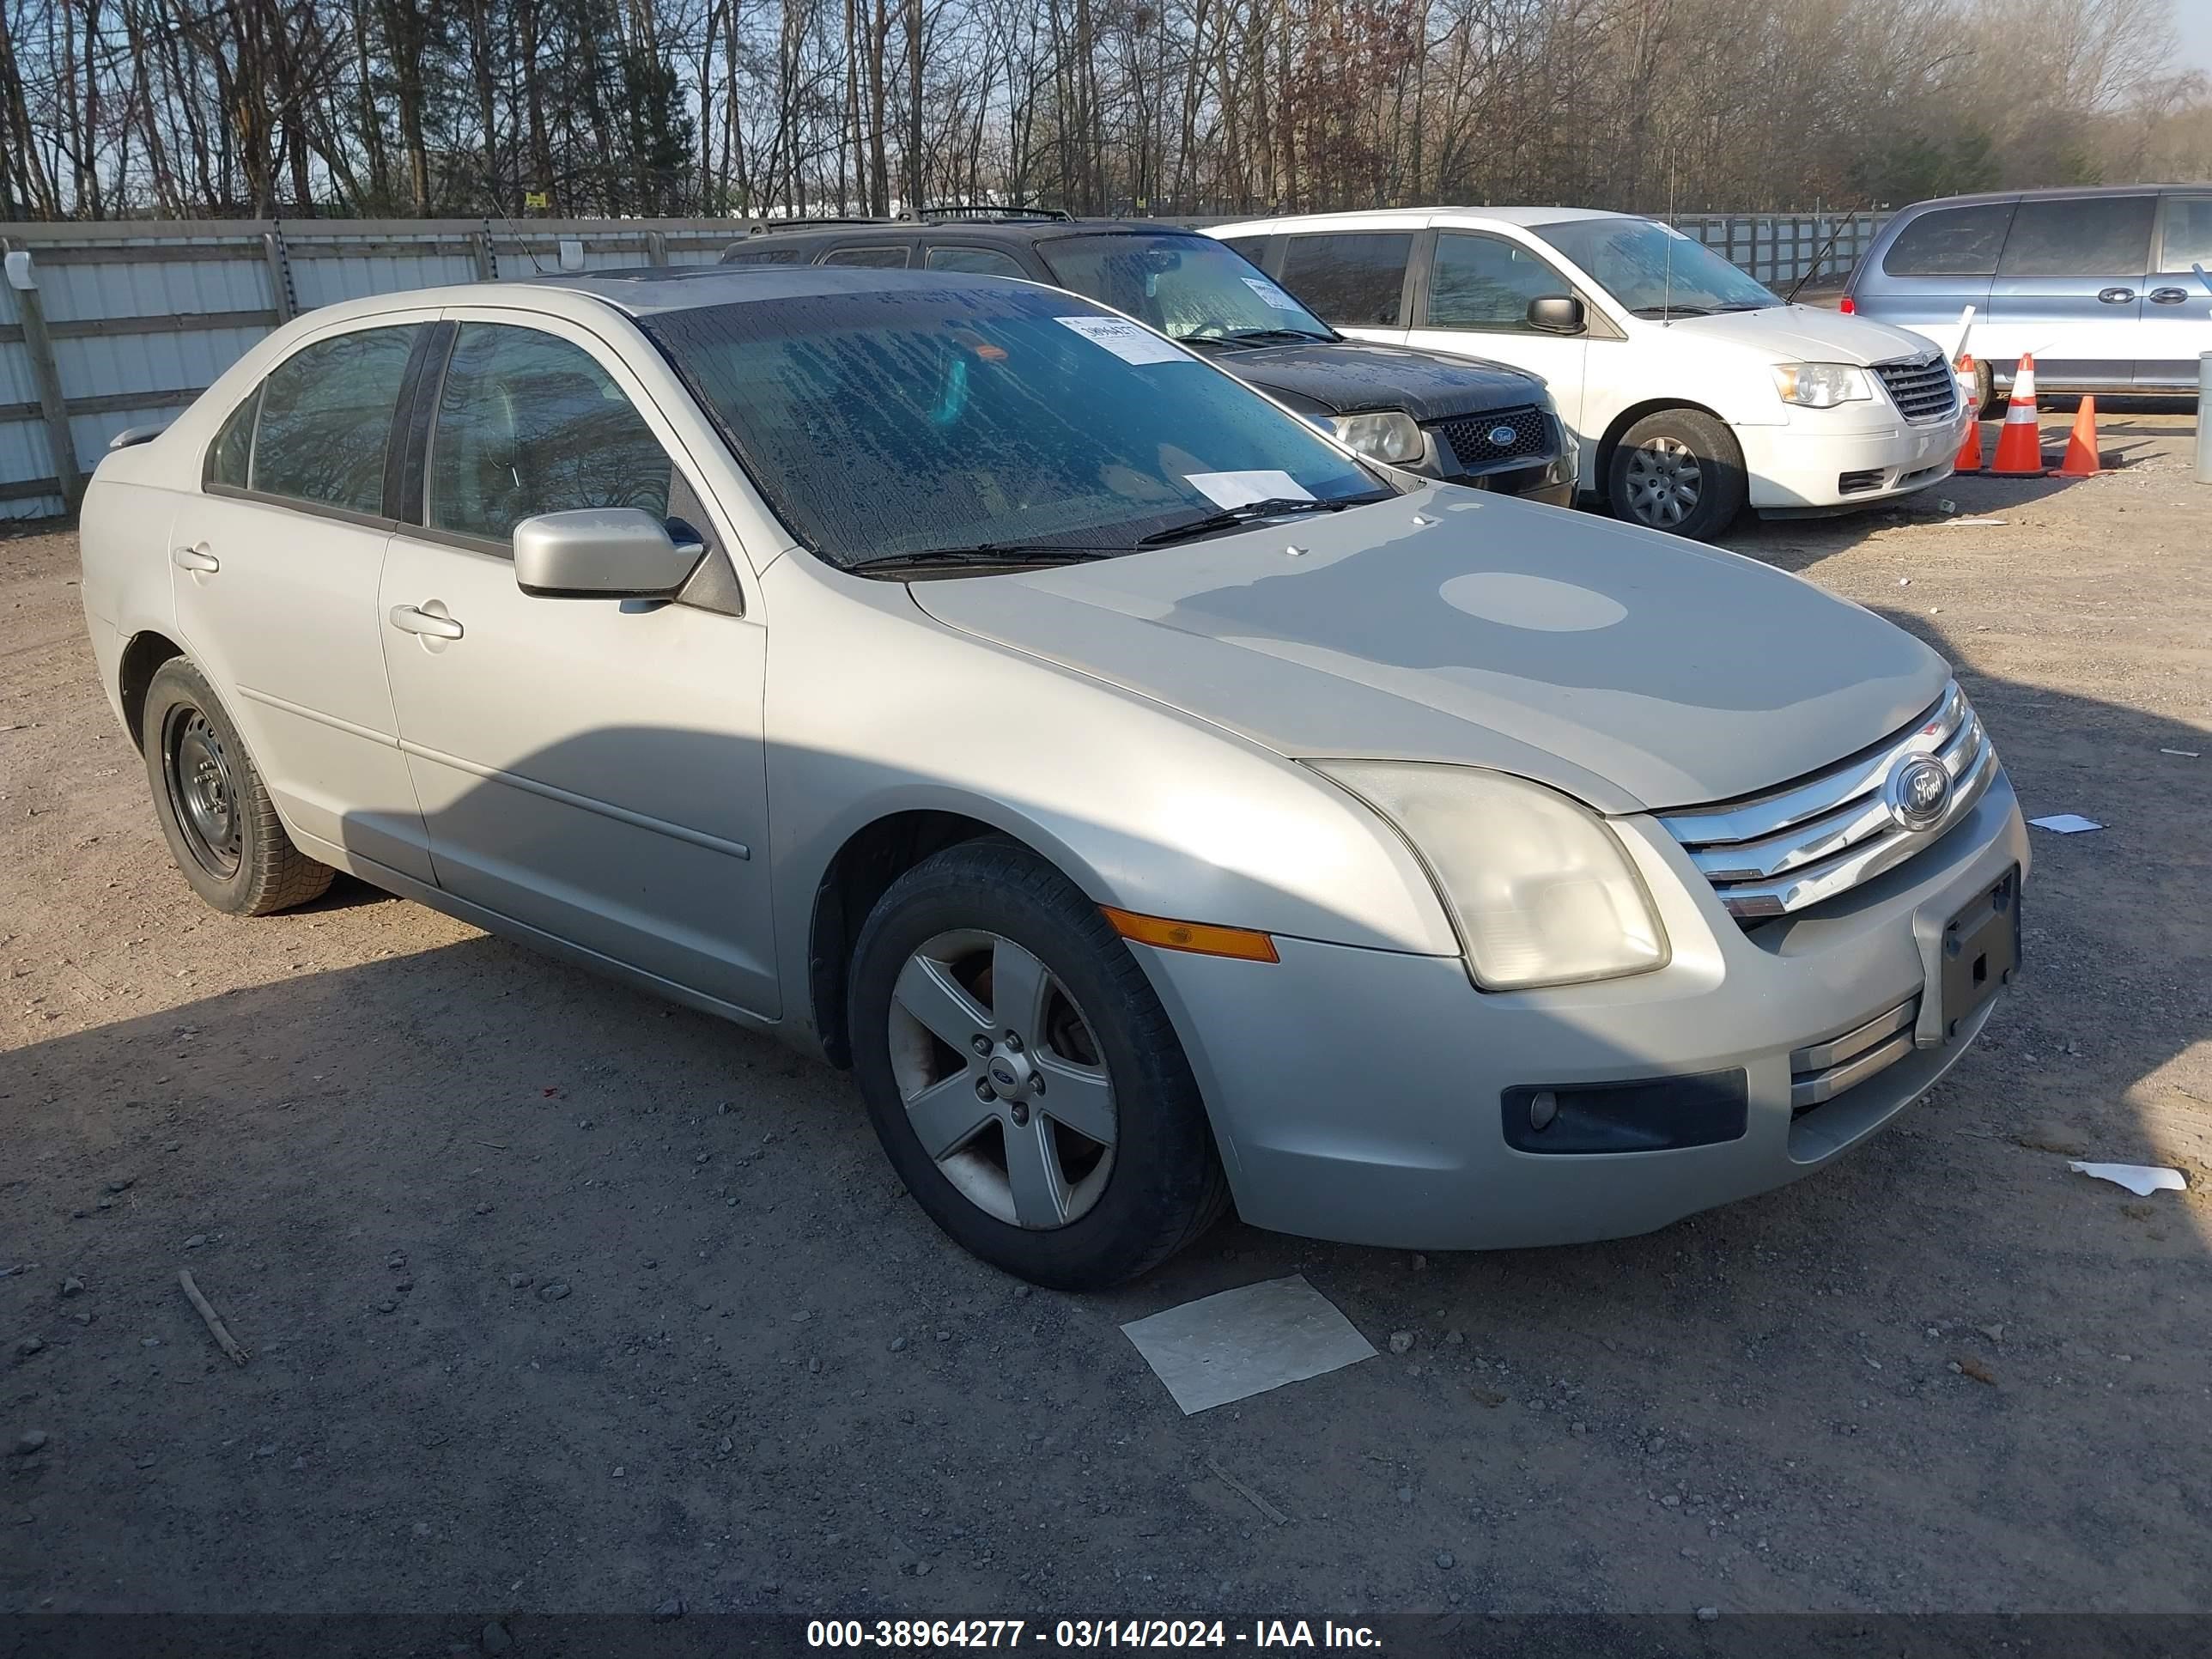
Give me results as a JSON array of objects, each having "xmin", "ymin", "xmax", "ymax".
[
  {"xmin": 1223, "ymin": 340, "xmax": 1548, "ymax": 419},
  {"xmin": 908, "ymin": 488, "xmax": 1949, "ymax": 815},
  {"xmin": 1667, "ymin": 304, "xmax": 1940, "ymax": 368}
]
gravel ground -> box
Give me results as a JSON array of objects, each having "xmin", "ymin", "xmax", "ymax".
[{"xmin": 3, "ymin": 404, "xmax": 2209, "ymax": 1621}]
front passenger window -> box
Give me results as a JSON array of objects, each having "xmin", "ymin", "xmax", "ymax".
[
  {"xmin": 1428, "ymin": 234, "xmax": 1570, "ymax": 331},
  {"xmin": 428, "ymin": 325, "xmax": 673, "ymax": 544}
]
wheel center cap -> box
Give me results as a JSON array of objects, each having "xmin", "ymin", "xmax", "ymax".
[{"xmin": 982, "ymin": 1047, "xmax": 1031, "ymax": 1103}]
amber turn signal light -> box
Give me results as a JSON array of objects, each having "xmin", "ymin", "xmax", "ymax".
[{"xmin": 1100, "ymin": 906, "xmax": 1279, "ymax": 963}]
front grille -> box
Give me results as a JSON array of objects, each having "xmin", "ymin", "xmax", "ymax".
[
  {"xmin": 1873, "ymin": 355, "xmax": 1959, "ymax": 425},
  {"xmin": 1429, "ymin": 405, "xmax": 1555, "ymax": 475},
  {"xmin": 1790, "ymin": 995, "xmax": 1919, "ymax": 1113},
  {"xmin": 1657, "ymin": 682, "xmax": 1997, "ymax": 921}
]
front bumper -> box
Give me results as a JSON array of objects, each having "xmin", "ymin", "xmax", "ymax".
[
  {"xmin": 1135, "ymin": 768, "xmax": 2029, "ymax": 1251},
  {"xmin": 1739, "ymin": 408, "xmax": 1969, "ymax": 512}
]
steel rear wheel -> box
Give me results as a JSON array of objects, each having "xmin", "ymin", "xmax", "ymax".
[
  {"xmin": 849, "ymin": 837, "xmax": 1229, "ymax": 1288},
  {"xmin": 1605, "ymin": 409, "xmax": 1747, "ymax": 542}
]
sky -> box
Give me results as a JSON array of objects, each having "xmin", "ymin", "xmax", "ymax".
[{"xmin": 2180, "ymin": 4, "xmax": 2212, "ymax": 78}]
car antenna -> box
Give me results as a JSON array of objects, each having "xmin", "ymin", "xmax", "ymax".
[
  {"xmin": 495, "ymin": 191, "xmax": 547, "ymax": 276},
  {"xmin": 1786, "ymin": 204, "xmax": 1859, "ymax": 304},
  {"xmin": 1661, "ymin": 158, "xmax": 1675, "ymax": 325}
]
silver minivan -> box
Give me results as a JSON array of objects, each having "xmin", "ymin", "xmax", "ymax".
[{"xmin": 1844, "ymin": 184, "xmax": 2212, "ymax": 407}]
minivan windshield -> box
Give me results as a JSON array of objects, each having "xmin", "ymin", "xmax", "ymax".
[
  {"xmin": 1531, "ymin": 217, "xmax": 1781, "ymax": 318},
  {"xmin": 645, "ymin": 283, "xmax": 1384, "ymax": 569},
  {"xmin": 1038, "ymin": 233, "xmax": 1335, "ymax": 347}
]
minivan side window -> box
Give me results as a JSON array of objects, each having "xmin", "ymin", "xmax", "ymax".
[
  {"xmin": 1427, "ymin": 233, "xmax": 1569, "ymax": 331},
  {"xmin": 1996, "ymin": 195, "xmax": 2155, "ymax": 278},
  {"xmin": 925, "ymin": 246, "xmax": 1029, "ymax": 277},
  {"xmin": 248, "ymin": 325, "xmax": 421, "ymax": 514},
  {"xmin": 2160, "ymin": 196, "xmax": 2212, "ymax": 270},
  {"xmin": 427, "ymin": 324, "xmax": 673, "ymax": 545},
  {"xmin": 1278, "ymin": 233, "xmax": 1413, "ymax": 326},
  {"xmin": 1882, "ymin": 203, "xmax": 2017, "ymax": 277},
  {"xmin": 821, "ymin": 245, "xmax": 911, "ymax": 268}
]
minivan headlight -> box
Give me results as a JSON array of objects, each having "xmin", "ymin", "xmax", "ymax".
[
  {"xmin": 1772, "ymin": 363, "xmax": 1874, "ymax": 408},
  {"xmin": 1328, "ymin": 410, "xmax": 1425, "ymax": 465},
  {"xmin": 1310, "ymin": 762, "xmax": 1668, "ymax": 990}
]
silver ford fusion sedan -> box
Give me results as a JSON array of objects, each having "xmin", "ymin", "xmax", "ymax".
[{"xmin": 78, "ymin": 267, "xmax": 2028, "ymax": 1288}]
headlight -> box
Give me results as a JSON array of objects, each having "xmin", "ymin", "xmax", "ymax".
[
  {"xmin": 1771, "ymin": 363, "xmax": 1874, "ymax": 408},
  {"xmin": 1328, "ymin": 410, "xmax": 1425, "ymax": 465},
  {"xmin": 1312, "ymin": 762, "xmax": 1668, "ymax": 990}
]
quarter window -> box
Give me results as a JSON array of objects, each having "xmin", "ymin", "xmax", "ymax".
[
  {"xmin": 925, "ymin": 246, "xmax": 1029, "ymax": 277},
  {"xmin": 1881, "ymin": 204, "xmax": 2017, "ymax": 278},
  {"xmin": 820, "ymin": 245, "xmax": 911, "ymax": 268},
  {"xmin": 427, "ymin": 325, "xmax": 673, "ymax": 544},
  {"xmin": 1427, "ymin": 234, "xmax": 1571, "ymax": 331},
  {"xmin": 1277, "ymin": 233, "xmax": 1413, "ymax": 327},
  {"xmin": 2160, "ymin": 196, "xmax": 2212, "ymax": 271},
  {"xmin": 249, "ymin": 325, "xmax": 420, "ymax": 514},
  {"xmin": 204, "ymin": 386, "xmax": 258, "ymax": 489},
  {"xmin": 1996, "ymin": 195, "xmax": 2154, "ymax": 278}
]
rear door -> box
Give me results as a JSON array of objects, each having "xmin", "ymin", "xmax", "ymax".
[
  {"xmin": 2139, "ymin": 192, "xmax": 2212, "ymax": 390},
  {"xmin": 1273, "ymin": 229, "xmax": 1417, "ymax": 344},
  {"xmin": 1403, "ymin": 228, "xmax": 1591, "ymax": 436},
  {"xmin": 1984, "ymin": 193, "xmax": 2155, "ymax": 387}
]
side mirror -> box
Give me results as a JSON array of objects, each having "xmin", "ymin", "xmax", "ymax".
[
  {"xmin": 1526, "ymin": 295, "xmax": 1586, "ymax": 335},
  {"xmin": 513, "ymin": 507, "xmax": 705, "ymax": 601}
]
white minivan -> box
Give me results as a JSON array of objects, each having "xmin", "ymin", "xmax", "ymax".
[{"xmin": 1212, "ymin": 208, "xmax": 1975, "ymax": 541}]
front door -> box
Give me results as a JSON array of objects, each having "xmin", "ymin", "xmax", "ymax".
[
  {"xmin": 1403, "ymin": 229, "xmax": 1592, "ymax": 442},
  {"xmin": 2139, "ymin": 193, "xmax": 2212, "ymax": 391},
  {"xmin": 1984, "ymin": 193, "xmax": 2154, "ymax": 387},
  {"xmin": 168, "ymin": 319, "xmax": 436, "ymax": 883},
  {"xmin": 377, "ymin": 315, "xmax": 777, "ymax": 1016}
]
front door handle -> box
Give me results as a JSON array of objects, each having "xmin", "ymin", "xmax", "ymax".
[
  {"xmin": 388, "ymin": 604, "xmax": 464, "ymax": 641},
  {"xmin": 2096, "ymin": 287, "xmax": 2136, "ymax": 304},
  {"xmin": 2149, "ymin": 287, "xmax": 2189, "ymax": 305},
  {"xmin": 171, "ymin": 545, "xmax": 219, "ymax": 573}
]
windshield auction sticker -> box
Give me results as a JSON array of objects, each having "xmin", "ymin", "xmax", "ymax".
[
  {"xmin": 1054, "ymin": 314, "xmax": 1192, "ymax": 365},
  {"xmin": 1242, "ymin": 276, "xmax": 1303, "ymax": 311}
]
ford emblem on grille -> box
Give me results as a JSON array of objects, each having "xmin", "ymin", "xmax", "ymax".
[
  {"xmin": 1886, "ymin": 753, "xmax": 1952, "ymax": 831},
  {"xmin": 1486, "ymin": 424, "xmax": 1516, "ymax": 446}
]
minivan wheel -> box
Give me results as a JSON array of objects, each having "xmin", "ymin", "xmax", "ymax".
[
  {"xmin": 142, "ymin": 659, "xmax": 333, "ymax": 915},
  {"xmin": 847, "ymin": 837, "xmax": 1229, "ymax": 1289},
  {"xmin": 1606, "ymin": 409, "xmax": 1747, "ymax": 541}
]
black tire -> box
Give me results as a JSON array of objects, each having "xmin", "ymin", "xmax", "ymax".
[
  {"xmin": 848, "ymin": 837, "xmax": 1229, "ymax": 1289},
  {"xmin": 1605, "ymin": 408, "xmax": 1748, "ymax": 541},
  {"xmin": 141, "ymin": 658, "xmax": 333, "ymax": 916},
  {"xmin": 1975, "ymin": 363, "xmax": 2003, "ymax": 420}
]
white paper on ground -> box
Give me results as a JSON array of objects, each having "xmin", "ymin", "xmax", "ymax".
[
  {"xmin": 2069, "ymin": 1161, "xmax": 2188, "ymax": 1197},
  {"xmin": 2028, "ymin": 814, "xmax": 2104, "ymax": 834},
  {"xmin": 1942, "ymin": 517, "xmax": 2008, "ymax": 526},
  {"xmin": 1054, "ymin": 314, "xmax": 1188, "ymax": 365},
  {"xmin": 1184, "ymin": 470, "xmax": 1313, "ymax": 509},
  {"xmin": 1242, "ymin": 276, "xmax": 1303, "ymax": 312},
  {"xmin": 1121, "ymin": 1274, "xmax": 1376, "ymax": 1414}
]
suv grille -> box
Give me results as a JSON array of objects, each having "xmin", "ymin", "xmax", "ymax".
[
  {"xmin": 1873, "ymin": 355, "xmax": 1959, "ymax": 425},
  {"xmin": 1429, "ymin": 405, "xmax": 1555, "ymax": 475},
  {"xmin": 1657, "ymin": 683, "xmax": 1996, "ymax": 921}
]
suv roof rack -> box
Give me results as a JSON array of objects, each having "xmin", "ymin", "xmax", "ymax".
[
  {"xmin": 916, "ymin": 204, "xmax": 1072, "ymax": 222},
  {"xmin": 745, "ymin": 215, "xmax": 905, "ymax": 234}
]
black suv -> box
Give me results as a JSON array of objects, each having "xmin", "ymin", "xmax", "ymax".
[{"xmin": 721, "ymin": 211, "xmax": 1575, "ymax": 504}]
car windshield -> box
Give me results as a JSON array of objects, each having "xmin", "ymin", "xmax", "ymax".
[
  {"xmin": 1037, "ymin": 233, "xmax": 1334, "ymax": 345},
  {"xmin": 1530, "ymin": 217, "xmax": 1780, "ymax": 317},
  {"xmin": 643, "ymin": 283, "xmax": 1382, "ymax": 569}
]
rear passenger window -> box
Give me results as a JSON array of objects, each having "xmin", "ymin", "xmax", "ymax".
[
  {"xmin": 821, "ymin": 246, "xmax": 911, "ymax": 268},
  {"xmin": 2160, "ymin": 197, "xmax": 2212, "ymax": 270},
  {"xmin": 1278, "ymin": 233, "xmax": 1412, "ymax": 326},
  {"xmin": 1997, "ymin": 196, "xmax": 2154, "ymax": 277},
  {"xmin": 428, "ymin": 324, "xmax": 672, "ymax": 545},
  {"xmin": 925, "ymin": 246, "xmax": 1028, "ymax": 277},
  {"xmin": 204, "ymin": 387, "xmax": 258, "ymax": 489},
  {"xmin": 1881, "ymin": 204, "xmax": 2017, "ymax": 277},
  {"xmin": 249, "ymin": 326, "xmax": 419, "ymax": 514}
]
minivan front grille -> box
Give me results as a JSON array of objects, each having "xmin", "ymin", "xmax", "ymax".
[
  {"xmin": 1873, "ymin": 355, "xmax": 1959, "ymax": 424},
  {"xmin": 1430, "ymin": 405, "xmax": 1555, "ymax": 473},
  {"xmin": 1657, "ymin": 683, "xmax": 1996, "ymax": 921}
]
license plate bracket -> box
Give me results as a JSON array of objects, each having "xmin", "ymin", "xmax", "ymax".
[{"xmin": 1939, "ymin": 867, "xmax": 2021, "ymax": 1041}]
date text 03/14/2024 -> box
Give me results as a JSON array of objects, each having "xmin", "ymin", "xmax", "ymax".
[{"xmin": 805, "ymin": 1620, "xmax": 1385, "ymax": 1649}]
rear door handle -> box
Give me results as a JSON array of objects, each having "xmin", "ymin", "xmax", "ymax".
[
  {"xmin": 2149, "ymin": 287, "xmax": 2189, "ymax": 305},
  {"xmin": 388, "ymin": 604, "xmax": 464, "ymax": 641},
  {"xmin": 171, "ymin": 545, "xmax": 219, "ymax": 573},
  {"xmin": 2096, "ymin": 287, "xmax": 2136, "ymax": 304}
]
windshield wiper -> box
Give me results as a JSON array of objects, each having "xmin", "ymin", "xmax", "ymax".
[
  {"xmin": 1628, "ymin": 303, "xmax": 1715, "ymax": 319},
  {"xmin": 1135, "ymin": 491, "xmax": 1391, "ymax": 548},
  {"xmin": 1218, "ymin": 327, "xmax": 1334, "ymax": 345},
  {"xmin": 847, "ymin": 544, "xmax": 1111, "ymax": 575}
]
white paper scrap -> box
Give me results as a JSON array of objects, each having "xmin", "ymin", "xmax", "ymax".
[
  {"xmin": 1184, "ymin": 470, "xmax": 1313, "ymax": 510},
  {"xmin": 1054, "ymin": 314, "xmax": 1188, "ymax": 365},
  {"xmin": 2028, "ymin": 814, "xmax": 2103, "ymax": 834},
  {"xmin": 2069, "ymin": 1162, "xmax": 2187, "ymax": 1198},
  {"xmin": 1242, "ymin": 276, "xmax": 1303, "ymax": 313},
  {"xmin": 1121, "ymin": 1274, "xmax": 1376, "ymax": 1415},
  {"xmin": 1942, "ymin": 517, "xmax": 2008, "ymax": 526}
]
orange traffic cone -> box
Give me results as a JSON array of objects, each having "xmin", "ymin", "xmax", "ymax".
[
  {"xmin": 2055, "ymin": 396, "xmax": 2101, "ymax": 478},
  {"xmin": 1988, "ymin": 355, "xmax": 2047, "ymax": 477},
  {"xmin": 1952, "ymin": 355, "xmax": 1984, "ymax": 473}
]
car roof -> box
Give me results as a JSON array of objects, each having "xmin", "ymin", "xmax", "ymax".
[
  {"xmin": 724, "ymin": 217, "xmax": 1215, "ymax": 252},
  {"xmin": 1888, "ymin": 182, "xmax": 2212, "ymax": 215},
  {"xmin": 525, "ymin": 263, "xmax": 1048, "ymax": 316},
  {"xmin": 1217, "ymin": 205, "xmax": 1639, "ymax": 233}
]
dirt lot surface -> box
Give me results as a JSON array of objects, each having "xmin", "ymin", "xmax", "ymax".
[{"xmin": 3, "ymin": 404, "xmax": 2209, "ymax": 1625}]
